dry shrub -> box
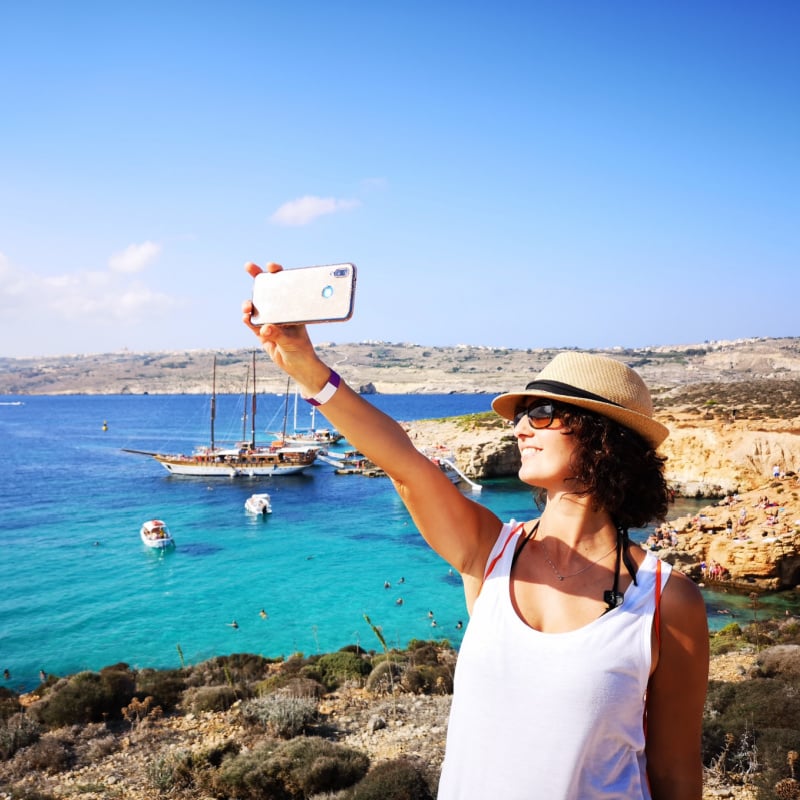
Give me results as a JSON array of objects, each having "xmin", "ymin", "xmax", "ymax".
[
  {"xmin": 774, "ymin": 778, "xmax": 800, "ymax": 799},
  {"xmin": 0, "ymin": 790, "xmax": 57, "ymax": 800},
  {"xmin": 255, "ymin": 674, "xmax": 326, "ymax": 699},
  {"xmin": 242, "ymin": 693, "xmax": 318, "ymax": 738},
  {"xmin": 406, "ymin": 641, "xmax": 442, "ymax": 666},
  {"xmin": 188, "ymin": 653, "xmax": 275, "ymax": 688},
  {"xmin": 401, "ymin": 665, "xmax": 453, "ymax": 695},
  {"xmin": 704, "ymin": 673, "xmax": 800, "ymax": 796},
  {"xmin": 0, "ymin": 688, "xmax": 21, "ymax": 723},
  {"xmin": 10, "ymin": 733, "xmax": 73, "ymax": 775},
  {"xmin": 366, "ymin": 660, "xmax": 404, "ymax": 694},
  {"xmin": 83, "ymin": 733, "xmax": 118, "ymax": 762},
  {"xmin": 0, "ymin": 712, "xmax": 42, "ymax": 760},
  {"xmin": 756, "ymin": 645, "xmax": 800, "ymax": 680},
  {"xmin": 146, "ymin": 747, "xmax": 195, "ymax": 793},
  {"xmin": 182, "ymin": 684, "xmax": 238, "ymax": 714}
]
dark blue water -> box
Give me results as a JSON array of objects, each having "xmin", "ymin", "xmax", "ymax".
[{"xmin": 0, "ymin": 393, "xmax": 796, "ymax": 692}]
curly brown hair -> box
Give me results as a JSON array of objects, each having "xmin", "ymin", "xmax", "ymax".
[{"xmin": 534, "ymin": 401, "xmax": 670, "ymax": 530}]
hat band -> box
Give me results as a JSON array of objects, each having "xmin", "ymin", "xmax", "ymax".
[{"xmin": 523, "ymin": 379, "xmax": 623, "ymax": 408}]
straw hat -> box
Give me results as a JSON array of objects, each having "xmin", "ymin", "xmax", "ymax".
[{"xmin": 491, "ymin": 351, "xmax": 669, "ymax": 448}]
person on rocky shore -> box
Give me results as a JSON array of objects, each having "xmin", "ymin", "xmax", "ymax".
[{"xmin": 243, "ymin": 261, "xmax": 709, "ymax": 800}]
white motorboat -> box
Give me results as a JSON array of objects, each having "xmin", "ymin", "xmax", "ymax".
[
  {"xmin": 418, "ymin": 446, "xmax": 482, "ymax": 492},
  {"xmin": 140, "ymin": 519, "xmax": 175, "ymax": 549},
  {"xmin": 245, "ymin": 492, "xmax": 272, "ymax": 515}
]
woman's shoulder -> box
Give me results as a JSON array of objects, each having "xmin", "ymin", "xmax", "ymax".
[{"xmin": 661, "ymin": 564, "xmax": 706, "ymax": 621}]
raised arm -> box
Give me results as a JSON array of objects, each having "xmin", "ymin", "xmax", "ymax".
[{"xmin": 242, "ymin": 261, "xmax": 502, "ymax": 592}]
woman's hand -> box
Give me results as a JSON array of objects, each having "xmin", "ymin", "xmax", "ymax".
[{"xmin": 241, "ymin": 261, "xmax": 330, "ymax": 394}]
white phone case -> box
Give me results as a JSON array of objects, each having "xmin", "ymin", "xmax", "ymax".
[{"xmin": 250, "ymin": 263, "xmax": 357, "ymax": 325}]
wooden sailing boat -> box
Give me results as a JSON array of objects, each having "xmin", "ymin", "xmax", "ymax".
[{"xmin": 123, "ymin": 354, "xmax": 319, "ymax": 477}]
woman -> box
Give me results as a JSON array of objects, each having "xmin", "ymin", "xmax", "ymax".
[{"xmin": 242, "ymin": 261, "xmax": 709, "ymax": 799}]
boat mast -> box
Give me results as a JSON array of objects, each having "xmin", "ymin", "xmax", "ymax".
[
  {"xmin": 281, "ymin": 376, "xmax": 290, "ymax": 442},
  {"xmin": 210, "ymin": 355, "xmax": 217, "ymax": 452},
  {"xmin": 250, "ymin": 351, "xmax": 257, "ymax": 449},
  {"xmin": 242, "ymin": 362, "xmax": 250, "ymax": 442}
]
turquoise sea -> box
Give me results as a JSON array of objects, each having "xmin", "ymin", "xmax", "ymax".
[{"xmin": 2, "ymin": 392, "xmax": 799, "ymax": 693}]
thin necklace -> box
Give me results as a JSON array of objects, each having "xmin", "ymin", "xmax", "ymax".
[{"xmin": 538, "ymin": 538, "xmax": 618, "ymax": 581}]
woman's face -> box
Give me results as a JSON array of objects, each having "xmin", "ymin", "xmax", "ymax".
[{"xmin": 513, "ymin": 401, "xmax": 578, "ymax": 490}]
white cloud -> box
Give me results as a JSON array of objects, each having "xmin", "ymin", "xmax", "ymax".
[
  {"xmin": 269, "ymin": 195, "xmax": 361, "ymax": 227},
  {"xmin": 108, "ymin": 240, "xmax": 162, "ymax": 273},
  {"xmin": 0, "ymin": 253, "xmax": 178, "ymax": 326}
]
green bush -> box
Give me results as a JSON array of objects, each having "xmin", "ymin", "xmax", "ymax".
[
  {"xmin": 209, "ymin": 739, "xmax": 293, "ymax": 800},
  {"xmin": 316, "ymin": 651, "xmax": 371, "ymax": 690},
  {"xmin": 32, "ymin": 667, "xmax": 136, "ymax": 728},
  {"xmin": 135, "ymin": 668, "xmax": 186, "ymax": 711},
  {"xmin": 211, "ymin": 737, "xmax": 369, "ymax": 799},
  {"xmin": 281, "ymin": 737, "xmax": 370, "ymax": 795},
  {"xmin": 709, "ymin": 623, "xmax": 745, "ymax": 656},
  {"xmin": 344, "ymin": 756, "xmax": 435, "ymax": 799}
]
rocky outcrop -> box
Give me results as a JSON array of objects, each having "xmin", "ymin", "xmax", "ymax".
[
  {"xmin": 651, "ymin": 479, "xmax": 800, "ymax": 591},
  {"xmin": 659, "ymin": 421, "xmax": 800, "ymax": 497}
]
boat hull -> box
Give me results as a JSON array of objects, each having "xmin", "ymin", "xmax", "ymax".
[
  {"xmin": 245, "ymin": 493, "xmax": 272, "ymax": 514},
  {"xmin": 153, "ymin": 449, "xmax": 317, "ymax": 477},
  {"xmin": 141, "ymin": 532, "xmax": 175, "ymax": 549},
  {"xmin": 155, "ymin": 457, "xmax": 311, "ymax": 477},
  {"xmin": 140, "ymin": 520, "xmax": 175, "ymax": 548}
]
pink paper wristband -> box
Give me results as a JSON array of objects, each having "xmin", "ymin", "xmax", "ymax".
[{"xmin": 304, "ymin": 370, "xmax": 341, "ymax": 406}]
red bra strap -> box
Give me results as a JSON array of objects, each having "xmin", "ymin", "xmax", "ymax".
[
  {"xmin": 654, "ymin": 558, "xmax": 663, "ymax": 647},
  {"xmin": 476, "ymin": 522, "xmax": 525, "ymax": 598},
  {"xmin": 644, "ymin": 557, "xmax": 664, "ymax": 744}
]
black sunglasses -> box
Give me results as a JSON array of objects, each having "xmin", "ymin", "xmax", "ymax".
[{"xmin": 513, "ymin": 401, "xmax": 557, "ymax": 429}]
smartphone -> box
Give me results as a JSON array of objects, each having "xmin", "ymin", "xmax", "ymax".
[{"xmin": 250, "ymin": 263, "xmax": 357, "ymax": 325}]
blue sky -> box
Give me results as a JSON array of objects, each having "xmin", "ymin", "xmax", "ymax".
[{"xmin": 1, "ymin": 1, "xmax": 797, "ymax": 357}]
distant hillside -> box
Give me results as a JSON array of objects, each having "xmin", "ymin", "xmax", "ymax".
[{"xmin": 1, "ymin": 337, "xmax": 799, "ymax": 397}]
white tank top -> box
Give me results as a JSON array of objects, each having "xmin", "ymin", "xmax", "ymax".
[{"xmin": 437, "ymin": 521, "xmax": 670, "ymax": 800}]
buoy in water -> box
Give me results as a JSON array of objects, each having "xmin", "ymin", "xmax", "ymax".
[{"xmin": 102, "ymin": 420, "xmax": 108, "ymax": 431}]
